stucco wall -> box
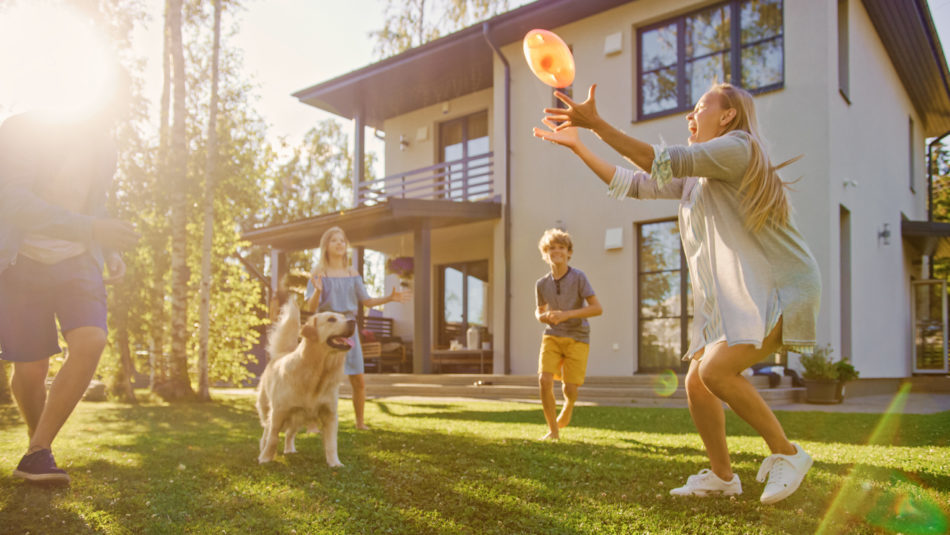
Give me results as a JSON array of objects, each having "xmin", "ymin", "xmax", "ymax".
[
  {"xmin": 379, "ymin": 0, "xmax": 930, "ymax": 379},
  {"xmin": 828, "ymin": 0, "xmax": 927, "ymax": 377},
  {"xmin": 493, "ymin": 0, "xmax": 925, "ymax": 377}
]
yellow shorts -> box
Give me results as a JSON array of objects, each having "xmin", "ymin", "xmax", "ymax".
[{"xmin": 538, "ymin": 335, "xmax": 590, "ymax": 385}]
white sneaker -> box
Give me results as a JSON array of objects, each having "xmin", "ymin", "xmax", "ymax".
[
  {"xmin": 757, "ymin": 442, "xmax": 813, "ymax": 504},
  {"xmin": 670, "ymin": 468, "xmax": 742, "ymax": 497}
]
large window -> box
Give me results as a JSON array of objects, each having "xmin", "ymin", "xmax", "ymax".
[
  {"xmin": 637, "ymin": 0, "xmax": 784, "ymax": 119},
  {"xmin": 638, "ymin": 221, "xmax": 691, "ymax": 372},
  {"xmin": 438, "ymin": 260, "xmax": 489, "ymax": 347}
]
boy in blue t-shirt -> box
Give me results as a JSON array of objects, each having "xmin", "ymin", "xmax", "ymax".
[{"xmin": 535, "ymin": 228, "xmax": 602, "ymax": 440}]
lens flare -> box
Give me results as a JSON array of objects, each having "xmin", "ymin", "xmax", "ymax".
[
  {"xmin": 652, "ymin": 369, "xmax": 678, "ymax": 397},
  {"xmin": 815, "ymin": 384, "xmax": 949, "ymax": 534},
  {"xmin": 0, "ymin": 2, "xmax": 117, "ymax": 118}
]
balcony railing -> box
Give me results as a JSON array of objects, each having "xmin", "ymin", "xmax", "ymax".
[{"xmin": 356, "ymin": 152, "xmax": 494, "ymax": 206}]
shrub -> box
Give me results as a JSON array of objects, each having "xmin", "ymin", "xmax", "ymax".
[{"xmin": 800, "ymin": 344, "xmax": 839, "ymax": 380}]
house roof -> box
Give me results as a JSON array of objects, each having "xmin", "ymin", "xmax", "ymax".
[
  {"xmin": 293, "ymin": 0, "xmax": 950, "ymax": 136},
  {"xmin": 292, "ymin": 0, "xmax": 634, "ymax": 130},
  {"xmin": 863, "ymin": 0, "xmax": 950, "ymax": 136},
  {"xmin": 243, "ymin": 198, "xmax": 501, "ymax": 251}
]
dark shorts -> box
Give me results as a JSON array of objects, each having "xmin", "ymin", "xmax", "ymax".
[{"xmin": 0, "ymin": 253, "xmax": 107, "ymax": 362}]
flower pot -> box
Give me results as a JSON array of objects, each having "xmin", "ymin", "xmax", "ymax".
[{"xmin": 803, "ymin": 378, "xmax": 840, "ymax": 404}]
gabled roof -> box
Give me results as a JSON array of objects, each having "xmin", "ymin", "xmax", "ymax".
[
  {"xmin": 292, "ymin": 0, "xmax": 634, "ymax": 129},
  {"xmin": 294, "ymin": 0, "xmax": 950, "ymax": 136}
]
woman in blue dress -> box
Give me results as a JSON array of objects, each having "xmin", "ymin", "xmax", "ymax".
[{"xmin": 305, "ymin": 226, "xmax": 410, "ymax": 429}]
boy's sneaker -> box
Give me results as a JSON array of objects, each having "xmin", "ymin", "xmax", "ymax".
[
  {"xmin": 756, "ymin": 442, "xmax": 812, "ymax": 504},
  {"xmin": 12, "ymin": 449, "xmax": 70, "ymax": 484},
  {"xmin": 670, "ymin": 468, "xmax": 742, "ymax": 497}
]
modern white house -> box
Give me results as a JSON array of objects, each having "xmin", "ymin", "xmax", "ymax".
[{"xmin": 245, "ymin": 0, "xmax": 950, "ymax": 387}]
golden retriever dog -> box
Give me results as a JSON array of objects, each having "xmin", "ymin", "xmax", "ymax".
[{"xmin": 256, "ymin": 302, "xmax": 355, "ymax": 466}]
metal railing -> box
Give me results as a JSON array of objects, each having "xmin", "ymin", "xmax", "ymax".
[{"xmin": 356, "ymin": 152, "xmax": 494, "ymax": 206}]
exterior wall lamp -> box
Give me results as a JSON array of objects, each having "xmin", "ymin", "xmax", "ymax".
[
  {"xmin": 878, "ymin": 223, "xmax": 891, "ymax": 246},
  {"xmin": 399, "ymin": 135, "xmax": 409, "ymax": 151}
]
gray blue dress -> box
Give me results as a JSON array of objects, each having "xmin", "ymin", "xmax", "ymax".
[{"xmin": 305, "ymin": 275, "xmax": 370, "ymax": 375}]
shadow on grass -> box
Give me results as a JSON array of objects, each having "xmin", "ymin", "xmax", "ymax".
[{"xmin": 0, "ymin": 481, "xmax": 99, "ymax": 534}]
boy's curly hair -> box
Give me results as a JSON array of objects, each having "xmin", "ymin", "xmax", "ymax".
[{"xmin": 538, "ymin": 228, "xmax": 573, "ymax": 255}]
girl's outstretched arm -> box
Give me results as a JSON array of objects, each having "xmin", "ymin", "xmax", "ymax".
[
  {"xmin": 542, "ymin": 84, "xmax": 655, "ymax": 172},
  {"xmin": 532, "ymin": 119, "xmax": 615, "ymax": 186}
]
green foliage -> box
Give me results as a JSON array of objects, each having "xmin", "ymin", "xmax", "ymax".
[
  {"xmin": 94, "ymin": 0, "xmax": 367, "ymax": 392},
  {"xmin": 799, "ymin": 344, "xmax": 839, "ymax": 380},
  {"xmin": 370, "ymin": 0, "xmax": 523, "ymax": 59},
  {"xmin": 835, "ymin": 358, "xmax": 860, "ymax": 383},
  {"xmin": 1, "ymin": 396, "xmax": 948, "ymax": 533}
]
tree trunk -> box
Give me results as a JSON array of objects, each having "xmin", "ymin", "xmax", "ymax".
[
  {"xmin": 149, "ymin": 0, "xmax": 173, "ymax": 393},
  {"xmin": 197, "ymin": 0, "xmax": 222, "ymax": 402},
  {"xmin": 162, "ymin": 0, "xmax": 195, "ymax": 401},
  {"xmin": 110, "ymin": 307, "xmax": 137, "ymax": 403}
]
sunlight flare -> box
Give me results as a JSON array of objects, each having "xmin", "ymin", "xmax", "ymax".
[
  {"xmin": 816, "ymin": 384, "xmax": 949, "ymax": 535},
  {"xmin": 0, "ymin": 1, "xmax": 117, "ymax": 119}
]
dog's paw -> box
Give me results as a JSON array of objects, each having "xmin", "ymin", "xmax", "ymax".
[
  {"xmin": 258, "ymin": 455, "xmax": 274, "ymax": 464},
  {"xmin": 283, "ymin": 447, "xmax": 297, "ymax": 454},
  {"xmin": 327, "ymin": 461, "xmax": 344, "ymax": 468}
]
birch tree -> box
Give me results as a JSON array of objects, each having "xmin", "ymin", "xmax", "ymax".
[{"xmin": 197, "ymin": 0, "xmax": 222, "ymax": 401}]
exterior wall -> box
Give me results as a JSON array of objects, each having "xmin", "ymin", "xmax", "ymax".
[
  {"xmin": 382, "ymin": 89, "xmax": 493, "ymax": 178},
  {"xmin": 829, "ymin": 0, "xmax": 927, "ymax": 377},
  {"xmin": 379, "ymin": 89, "xmax": 498, "ymax": 363},
  {"xmin": 488, "ymin": 0, "xmax": 925, "ymax": 378},
  {"xmin": 369, "ymin": 0, "xmax": 931, "ymax": 379}
]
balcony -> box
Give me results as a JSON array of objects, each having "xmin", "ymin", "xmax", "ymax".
[{"xmin": 357, "ymin": 152, "xmax": 494, "ymax": 206}]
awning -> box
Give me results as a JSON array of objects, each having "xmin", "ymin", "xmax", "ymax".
[
  {"xmin": 902, "ymin": 220, "xmax": 950, "ymax": 257},
  {"xmin": 243, "ymin": 198, "xmax": 502, "ymax": 252}
]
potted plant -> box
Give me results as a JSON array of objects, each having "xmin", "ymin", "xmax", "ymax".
[
  {"xmin": 833, "ymin": 358, "xmax": 859, "ymax": 402},
  {"xmin": 799, "ymin": 345, "xmax": 840, "ymax": 404}
]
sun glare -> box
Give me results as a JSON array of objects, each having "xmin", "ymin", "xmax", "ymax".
[{"xmin": 0, "ymin": 2, "xmax": 117, "ymax": 120}]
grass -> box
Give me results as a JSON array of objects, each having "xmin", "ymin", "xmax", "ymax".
[{"xmin": 0, "ymin": 391, "xmax": 948, "ymax": 534}]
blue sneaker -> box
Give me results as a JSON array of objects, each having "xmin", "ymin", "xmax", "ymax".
[{"xmin": 13, "ymin": 449, "xmax": 70, "ymax": 484}]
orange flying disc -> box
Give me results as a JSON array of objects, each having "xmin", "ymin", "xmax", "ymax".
[{"xmin": 523, "ymin": 29, "xmax": 575, "ymax": 88}]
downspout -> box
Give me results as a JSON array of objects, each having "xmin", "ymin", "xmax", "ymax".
[
  {"xmin": 483, "ymin": 22, "xmax": 512, "ymax": 374},
  {"xmin": 927, "ymin": 130, "xmax": 950, "ymax": 278}
]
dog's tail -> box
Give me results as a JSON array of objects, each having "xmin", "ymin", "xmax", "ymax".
[{"xmin": 267, "ymin": 301, "xmax": 301, "ymax": 361}]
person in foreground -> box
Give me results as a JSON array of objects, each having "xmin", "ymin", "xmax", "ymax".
[
  {"xmin": 535, "ymin": 228, "xmax": 602, "ymax": 441},
  {"xmin": 0, "ymin": 110, "xmax": 139, "ymax": 484},
  {"xmin": 304, "ymin": 226, "xmax": 410, "ymax": 430},
  {"xmin": 534, "ymin": 82, "xmax": 820, "ymax": 504}
]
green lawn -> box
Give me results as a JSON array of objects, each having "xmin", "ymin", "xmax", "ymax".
[{"xmin": 0, "ymin": 392, "xmax": 948, "ymax": 534}]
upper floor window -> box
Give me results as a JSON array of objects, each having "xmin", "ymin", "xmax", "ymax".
[{"xmin": 637, "ymin": 0, "xmax": 784, "ymax": 120}]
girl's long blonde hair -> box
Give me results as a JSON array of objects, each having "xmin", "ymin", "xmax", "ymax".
[
  {"xmin": 712, "ymin": 83, "xmax": 800, "ymax": 231},
  {"xmin": 314, "ymin": 226, "xmax": 350, "ymax": 276}
]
